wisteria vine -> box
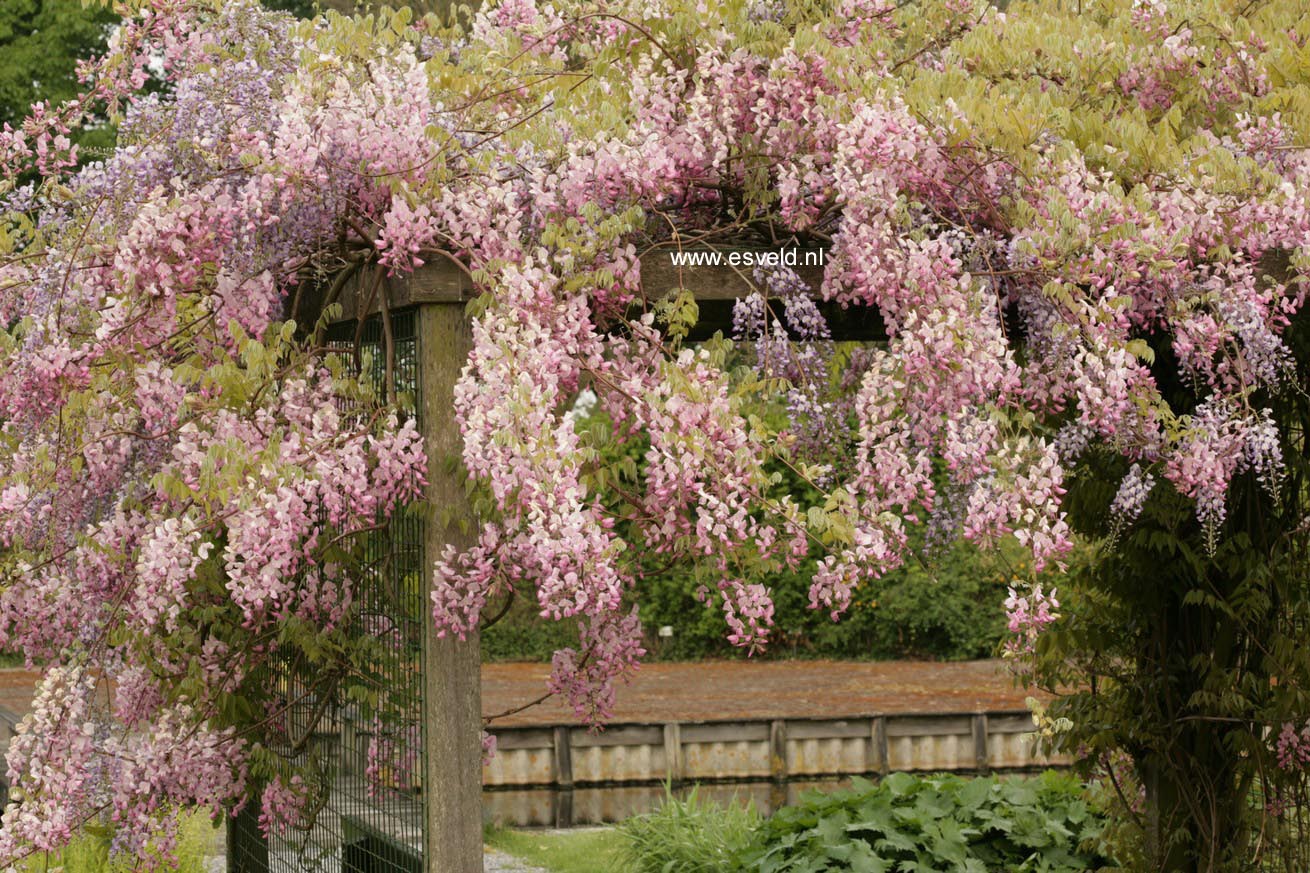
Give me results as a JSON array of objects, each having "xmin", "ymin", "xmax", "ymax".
[{"xmin": 0, "ymin": 0, "xmax": 1308, "ymax": 863}]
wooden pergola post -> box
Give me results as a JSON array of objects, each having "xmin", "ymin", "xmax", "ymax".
[
  {"xmin": 332, "ymin": 247, "xmax": 879, "ymax": 873},
  {"xmin": 418, "ymin": 302, "xmax": 483, "ymax": 873}
]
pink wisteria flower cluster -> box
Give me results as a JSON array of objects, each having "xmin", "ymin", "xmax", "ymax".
[
  {"xmin": 1274, "ymin": 720, "xmax": 1310, "ymax": 773},
  {"xmin": 1002, "ymin": 585, "xmax": 1061, "ymax": 657},
  {"xmin": 0, "ymin": 0, "xmax": 1307, "ymax": 861}
]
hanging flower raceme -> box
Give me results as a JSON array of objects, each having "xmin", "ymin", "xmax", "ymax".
[{"xmin": 1002, "ymin": 585, "xmax": 1061, "ymax": 657}]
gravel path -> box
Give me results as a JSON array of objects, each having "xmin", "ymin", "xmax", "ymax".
[{"xmin": 483, "ymin": 848, "xmax": 550, "ymax": 872}]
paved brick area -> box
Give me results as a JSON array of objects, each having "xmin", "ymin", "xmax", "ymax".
[
  {"xmin": 482, "ymin": 658, "xmax": 1041, "ymax": 727},
  {"xmin": 0, "ymin": 659, "xmax": 1040, "ymax": 730},
  {"xmin": 0, "ymin": 669, "xmax": 39, "ymax": 722}
]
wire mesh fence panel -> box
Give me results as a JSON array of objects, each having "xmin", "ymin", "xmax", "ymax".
[{"xmin": 228, "ymin": 310, "xmax": 426, "ymax": 873}]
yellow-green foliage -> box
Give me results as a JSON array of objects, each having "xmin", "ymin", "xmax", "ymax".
[
  {"xmin": 18, "ymin": 811, "xmax": 218, "ymax": 873},
  {"xmin": 389, "ymin": 0, "xmax": 1310, "ymax": 280}
]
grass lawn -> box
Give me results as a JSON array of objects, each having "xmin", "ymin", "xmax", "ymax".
[{"xmin": 485, "ymin": 825, "xmax": 629, "ymax": 873}]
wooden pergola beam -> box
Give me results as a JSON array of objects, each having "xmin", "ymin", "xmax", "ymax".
[{"xmin": 333, "ymin": 249, "xmax": 888, "ymax": 343}]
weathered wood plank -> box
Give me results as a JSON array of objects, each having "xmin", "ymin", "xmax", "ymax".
[
  {"xmin": 492, "ymin": 728, "xmax": 555, "ymax": 751},
  {"xmin": 682, "ymin": 722, "xmax": 771, "ymax": 743},
  {"xmin": 554, "ymin": 788, "xmax": 574, "ymax": 828},
  {"xmin": 787, "ymin": 719, "xmax": 873, "ymax": 741},
  {"xmin": 769, "ymin": 720, "xmax": 788, "ymax": 782},
  {"xmin": 885, "ymin": 715, "xmax": 973, "ymax": 738},
  {"xmin": 987, "ymin": 713, "xmax": 1038, "ymax": 734},
  {"xmin": 871, "ymin": 716, "xmax": 889, "ymax": 776},
  {"xmin": 553, "ymin": 726, "xmax": 573, "ymax": 789},
  {"xmin": 663, "ymin": 723, "xmax": 683, "ymax": 784},
  {"xmin": 569, "ymin": 725, "xmax": 665, "ymax": 748},
  {"xmin": 972, "ymin": 714, "xmax": 990, "ymax": 773}
]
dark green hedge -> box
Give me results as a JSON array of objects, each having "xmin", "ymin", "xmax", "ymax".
[{"xmin": 482, "ymin": 539, "xmax": 1034, "ymax": 663}]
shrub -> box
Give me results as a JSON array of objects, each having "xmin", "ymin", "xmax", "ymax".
[
  {"xmin": 620, "ymin": 784, "xmax": 761, "ymax": 873},
  {"xmin": 481, "ymin": 594, "xmax": 581, "ymax": 661},
  {"xmin": 485, "ymin": 542, "xmax": 1028, "ymax": 663},
  {"xmin": 738, "ymin": 772, "xmax": 1112, "ymax": 873},
  {"xmin": 628, "ymin": 533, "xmax": 1073, "ymax": 662}
]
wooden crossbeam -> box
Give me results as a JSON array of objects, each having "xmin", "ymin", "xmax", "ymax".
[
  {"xmin": 329, "ymin": 249, "xmax": 888, "ymax": 343},
  {"xmin": 638, "ymin": 245, "xmax": 828, "ymax": 301}
]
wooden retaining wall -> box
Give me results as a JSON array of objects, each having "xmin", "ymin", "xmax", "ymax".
[{"xmin": 483, "ymin": 709, "xmax": 1068, "ymax": 826}]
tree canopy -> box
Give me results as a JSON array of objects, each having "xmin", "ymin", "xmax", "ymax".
[
  {"xmin": 0, "ymin": 2, "xmax": 116, "ymax": 127},
  {"xmin": 0, "ymin": 0, "xmax": 1308, "ymax": 868},
  {"xmin": 0, "ymin": 0, "xmax": 118, "ymax": 163}
]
